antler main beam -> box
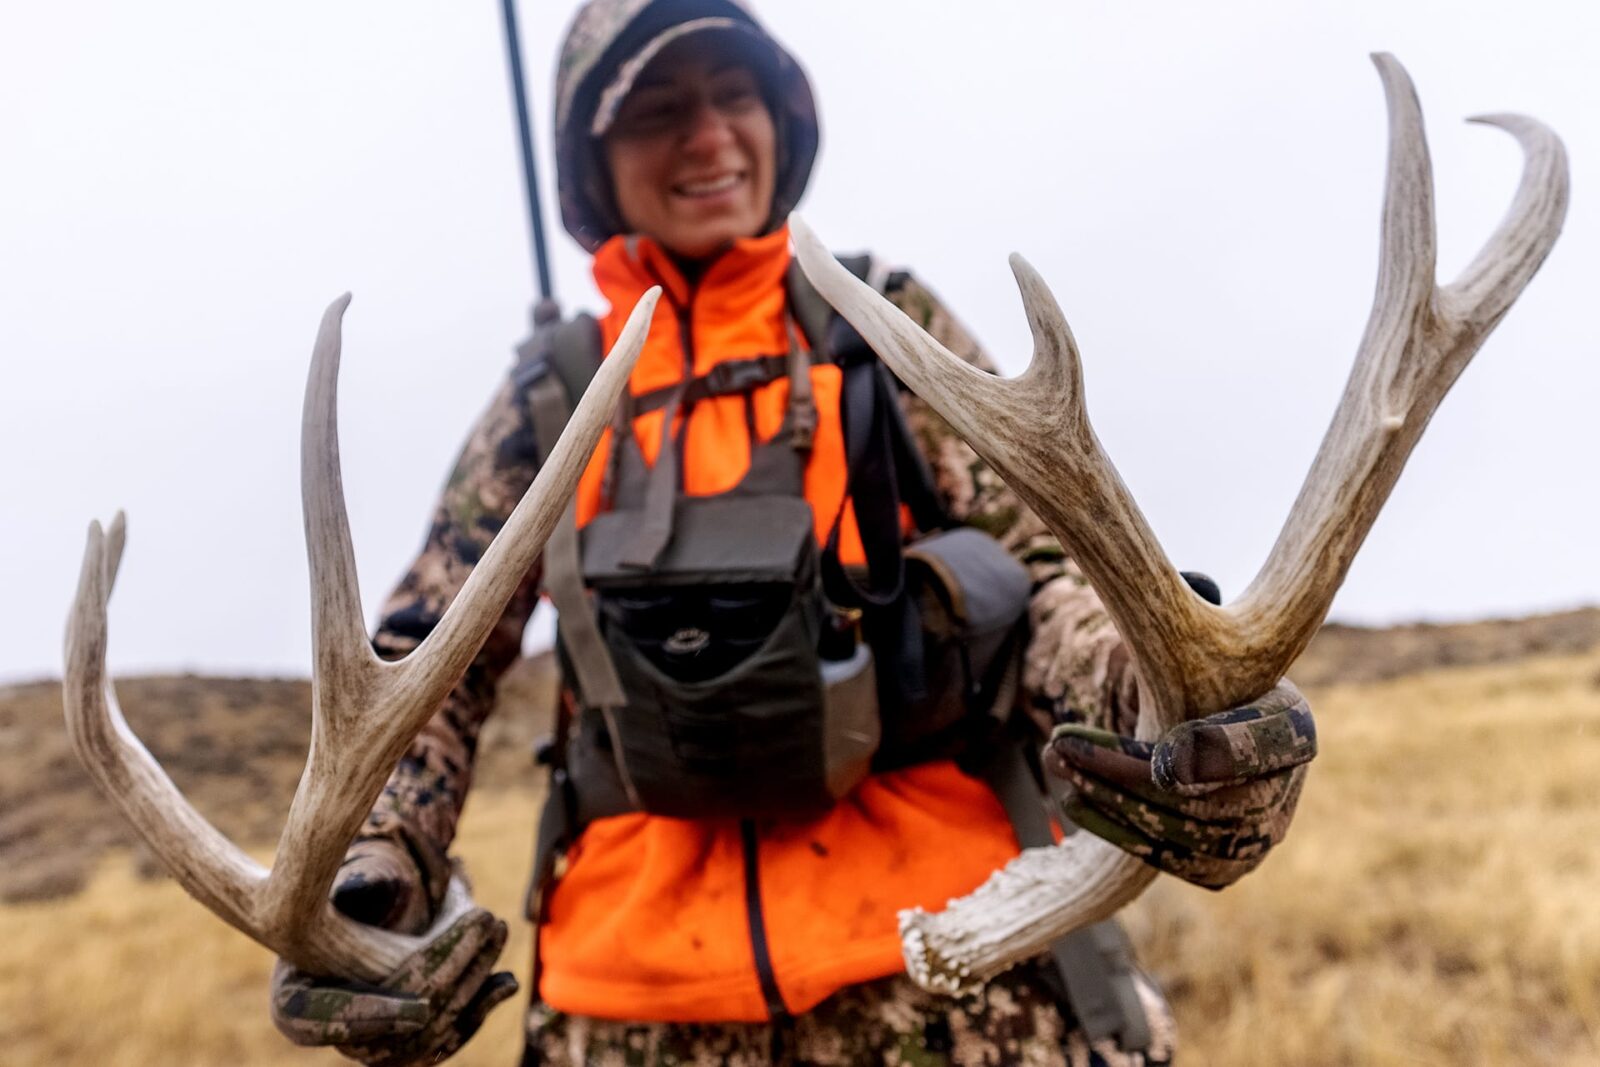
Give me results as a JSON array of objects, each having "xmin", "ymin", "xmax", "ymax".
[
  {"xmin": 793, "ymin": 53, "xmax": 1567, "ymax": 992},
  {"xmin": 64, "ymin": 288, "xmax": 660, "ymax": 981}
]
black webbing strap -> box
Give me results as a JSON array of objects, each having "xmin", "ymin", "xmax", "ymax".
[
  {"xmin": 823, "ymin": 358, "xmax": 908, "ymax": 607},
  {"xmin": 819, "ymin": 348, "xmax": 954, "ymax": 623},
  {"xmin": 630, "ymin": 352, "xmax": 790, "ymax": 414},
  {"xmin": 525, "ymin": 690, "xmax": 579, "ymax": 992},
  {"xmin": 827, "ymin": 357, "xmax": 935, "ymax": 710},
  {"xmin": 877, "ymin": 362, "xmax": 947, "ymax": 536},
  {"xmin": 784, "ymin": 254, "xmax": 953, "ymax": 710},
  {"xmin": 784, "ymin": 257, "xmax": 949, "ymax": 603},
  {"xmin": 981, "ymin": 740, "xmax": 1153, "ymax": 1052},
  {"xmin": 799, "ymin": 263, "xmax": 945, "ymax": 535},
  {"xmin": 785, "ymin": 318, "xmax": 816, "ymax": 452}
]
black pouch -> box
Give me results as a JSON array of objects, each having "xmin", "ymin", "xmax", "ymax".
[
  {"xmin": 581, "ymin": 495, "xmax": 881, "ymax": 820},
  {"xmin": 875, "ymin": 527, "xmax": 1034, "ymax": 767}
]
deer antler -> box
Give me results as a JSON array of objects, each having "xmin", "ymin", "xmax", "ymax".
[
  {"xmin": 792, "ymin": 53, "xmax": 1567, "ymax": 993},
  {"xmin": 63, "ymin": 288, "xmax": 660, "ymax": 982}
]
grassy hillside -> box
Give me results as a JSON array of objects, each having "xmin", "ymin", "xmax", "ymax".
[{"xmin": 3, "ymin": 634, "xmax": 1598, "ymax": 1064}]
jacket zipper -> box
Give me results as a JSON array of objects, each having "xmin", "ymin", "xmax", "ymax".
[
  {"xmin": 671, "ymin": 279, "xmax": 695, "ymax": 483},
  {"xmin": 641, "ymin": 255, "xmax": 698, "ymax": 387},
  {"xmin": 649, "ymin": 258, "xmax": 788, "ymax": 1019},
  {"xmin": 740, "ymin": 818, "xmax": 789, "ymax": 1018},
  {"xmin": 678, "ymin": 290, "xmax": 695, "ymax": 383}
]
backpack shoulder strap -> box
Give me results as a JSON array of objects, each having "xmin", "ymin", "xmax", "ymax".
[
  {"xmin": 512, "ymin": 312, "xmax": 604, "ymax": 425},
  {"xmin": 547, "ymin": 313, "xmax": 604, "ymax": 413},
  {"xmin": 786, "ymin": 256, "xmax": 947, "ymax": 531},
  {"xmin": 509, "ymin": 313, "xmax": 626, "ymax": 714},
  {"xmin": 785, "ymin": 252, "xmax": 874, "ymax": 355},
  {"xmin": 789, "ymin": 255, "xmax": 949, "ymax": 607}
]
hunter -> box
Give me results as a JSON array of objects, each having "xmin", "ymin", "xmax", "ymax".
[{"xmin": 270, "ymin": 1, "xmax": 1315, "ymax": 1063}]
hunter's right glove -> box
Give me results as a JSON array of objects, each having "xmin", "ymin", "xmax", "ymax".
[{"xmin": 269, "ymin": 837, "xmax": 518, "ymax": 1067}]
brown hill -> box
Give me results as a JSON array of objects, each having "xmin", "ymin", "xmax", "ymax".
[
  {"xmin": 0, "ymin": 654, "xmax": 558, "ymax": 904},
  {"xmin": 4, "ymin": 607, "xmax": 1598, "ymax": 905}
]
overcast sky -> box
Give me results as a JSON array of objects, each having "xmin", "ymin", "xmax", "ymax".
[{"xmin": 2, "ymin": 1, "xmax": 1595, "ymax": 684}]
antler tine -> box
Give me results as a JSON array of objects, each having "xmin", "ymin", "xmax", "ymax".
[
  {"xmin": 263, "ymin": 287, "xmax": 660, "ymax": 970},
  {"xmin": 63, "ymin": 516, "xmax": 270, "ymax": 932},
  {"xmin": 1450, "ymin": 113, "xmax": 1569, "ymax": 323},
  {"xmin": 398, "ymin": 287, "xmax": 661, "ymax": 708},
  {"xmin": 67, "ymin": 290, "xmax": 661, "ymax": 983},
  {"xmin": 300, "ymin": 293, "xmax": 381, "ymax": 716},
  {"xmin": 788, "ymin": 216, "xmax": 1013, "ymax": 433},
  {"xmin": 790, "ymin": 224, "xmax": 1207, "ymax": 732},
  {"xmin": 1237, "ymin": 57, "xmax": 1568, "ymax": 669},
  {"xmin": 1001, "ymin": 254, "xmax": 1212, "ymax": 728},
  {"xmin": 64, "ymin": 512, "xmax": 419, "ymax": 980},
  {"xmin": 103, "ymin": 509, "xmax": 127, "ymax": 585},
  {"xmin": 1228, "ymin": 52, "xmax": 1440, "ymax": 672},
  {"xmin": 1371, "ymin": 52, "xmax": 1440, "ymax": 326},
  {"xmin": 263, "ymin": 291, "xmax": 407, "ymax": 954}
]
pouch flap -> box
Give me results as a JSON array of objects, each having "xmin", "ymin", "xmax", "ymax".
[
  {"xmin": 584, "ymin": 495, "xmax": 817, "ymax": 587},
  {"xmin": 905, "ymin": 527, "xmax": 1031, "ymax": 633}
]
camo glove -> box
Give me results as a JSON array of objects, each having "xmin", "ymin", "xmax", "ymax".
[
  {"xmin": 271, "ymin": 905, "xmax": 517, "ymax": 1066},
  {"xmin": 1044, "ymin": 679, "xmax": 1316, "ymax": 889},
  {"xmin": 270, "ymin": 837, "xmax": 518, "ymax": 1066}
]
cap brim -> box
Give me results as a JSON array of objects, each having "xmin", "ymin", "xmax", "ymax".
[{"xmin": 590, "ymin": 17, "xmax": 783, "ymax": 138}]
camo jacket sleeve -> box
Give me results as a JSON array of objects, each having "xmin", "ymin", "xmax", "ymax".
[
  {"xmin": 885, "ymin": 274, "xmax": 1140, "ymax": 736},
  {"xmin": 355, "ymin": 377, "xmax": 545, "ymax": 884}
]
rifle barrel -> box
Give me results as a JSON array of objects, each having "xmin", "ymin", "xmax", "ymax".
[{"xmin": 499, "ymin": 0, "xmax": 554, "ymax": 304}]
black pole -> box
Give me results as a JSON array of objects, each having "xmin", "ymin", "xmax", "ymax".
[{"xmin": 499, "ymin": 0, "xmax": 556, "ymax": 315}]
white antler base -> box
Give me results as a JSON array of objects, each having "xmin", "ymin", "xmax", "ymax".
[{"xmin": 900, "ymin": 838, "xmax": 1155, "ymax": 994}]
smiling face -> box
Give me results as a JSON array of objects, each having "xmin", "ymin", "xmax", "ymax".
[{"xmin": 602, "ymin": 35, "xmax": 778, "ymax": 260}]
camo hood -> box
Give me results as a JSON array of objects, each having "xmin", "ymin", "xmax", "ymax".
[{"xmin": 553, "ymin": 0, "xmax": 819, "ymax": 252}]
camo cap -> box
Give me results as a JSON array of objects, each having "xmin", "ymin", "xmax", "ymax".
[{"xmin": 554, "ymin": 0, "xmax": 819, "ymax": 252}]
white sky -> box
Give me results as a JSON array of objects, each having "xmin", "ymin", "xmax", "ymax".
[{"xmin": 2, "ymin": 1, "xmax": 1596, "ymax": 683}]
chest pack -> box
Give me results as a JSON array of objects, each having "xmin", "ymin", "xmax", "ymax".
[
  {"xmin": 515, "ymin": 257, "xmax": 1155, "ymax": 1052},
  {"xmin": 515, "ymin": 256, "xmax": 1031, "ymax": 826}
]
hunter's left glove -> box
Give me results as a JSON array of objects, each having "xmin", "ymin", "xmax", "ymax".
[{"xmin": 1044, "ymin": 679, "xmax": 1316, "ymax": 889}]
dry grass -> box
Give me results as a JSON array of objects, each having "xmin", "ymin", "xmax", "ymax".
[
  {"xmin": 0, "ymin": 785, "xmax": 544, "ymax": 1066},
  {"xmin": 1127, "ymin": 649, "xmax": 1600, "ymax": 1066},
  {"xmin": 3, "ymin": 651, "xmax": 1598, "ymax": 1065}
]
